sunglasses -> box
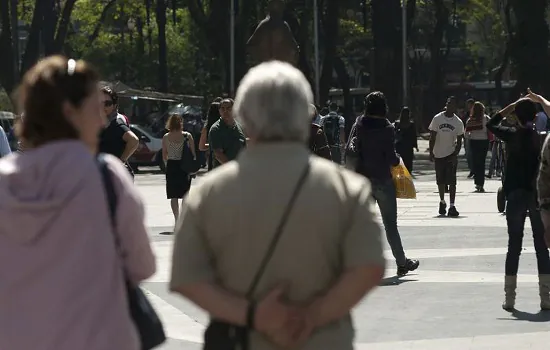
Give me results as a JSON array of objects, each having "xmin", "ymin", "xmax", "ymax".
[{"xmin": 103, "ymin": 100, "xmax": 114, "ymax": 107}]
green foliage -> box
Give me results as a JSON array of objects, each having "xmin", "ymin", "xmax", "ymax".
[
  {"xmin": 458, "ymin": 0, "xmax": 506, "ymax": 78},
  {"xmin": 66, "ymin": 0, "xmax": 224, "ymax": 95}
]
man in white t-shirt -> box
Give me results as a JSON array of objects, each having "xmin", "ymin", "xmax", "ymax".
[{"xmin": 429, "ymin": 96, "xmax": 465, "ymax": 217}]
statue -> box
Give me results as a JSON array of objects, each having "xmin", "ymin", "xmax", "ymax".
[{"xmin": 246, "ymin": 0, "xmax": 299, "ymax": 66}]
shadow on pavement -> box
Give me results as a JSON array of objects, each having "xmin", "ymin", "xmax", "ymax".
[
  {"xmin": 498, "ymin": 309, "xmax": 550, "ymax": 323},
  {"xmin": 380, "ymin": 275, "xmax": 417, "ymax": 286}
]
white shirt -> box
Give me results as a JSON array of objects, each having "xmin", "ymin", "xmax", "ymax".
[
  {"xmin": 466, "ymin": 115, "xmax": 490, "ymax": 140},
  {"xmin": 429, "ymin": 112, "xmax": 464, "ymax": 158}
]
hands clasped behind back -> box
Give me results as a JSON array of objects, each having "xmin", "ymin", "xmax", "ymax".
[{"xmin": 255, "ymin": 285, "xmax": 314, "ymax": 348}]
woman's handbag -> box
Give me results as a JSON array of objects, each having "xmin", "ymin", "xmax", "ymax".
[
  {"xmin": 97, "ymin": 155, "xmax": 166, "ymax": 350},
  {"xmin": 180, "ymin": 134, "xmax": 200, "ymax": 174},
  {"xmin": 203, "ymin": 163, "xmax": 311, "ymax": 350}
]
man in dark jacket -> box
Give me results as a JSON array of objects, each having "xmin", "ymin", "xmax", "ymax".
[{"xmin": 347, "ymin": 91, "xmax": 419, "ymax": 277}]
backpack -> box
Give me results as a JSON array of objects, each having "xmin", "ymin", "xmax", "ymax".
[{"xmin": 323, "ymin": 114, "xmax": 340, "ymax": 146}]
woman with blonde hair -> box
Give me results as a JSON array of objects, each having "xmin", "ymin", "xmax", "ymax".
[
  {"xmin": 162, "ymin": 113, "xmax": 196, "ymax": 222},
  {"xmin": 0, "ymin": 56, "xmax": 155, "ymax": 350}
]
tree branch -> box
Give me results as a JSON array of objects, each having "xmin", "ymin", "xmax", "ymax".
[
  {"xmin": 186, "ymin": 0, "xmax": 208, "ymax": 28},
  {"xmin": 87, "ymin": 0, "xmax": 117, "ymax": 46},
  {"xmin": 53, "ymin": 0, "xmax": 77, "ymax": 52}
]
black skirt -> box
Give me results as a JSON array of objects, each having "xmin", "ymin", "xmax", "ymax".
[{"xmin": 166, "ymin": 160, "xmax": 191, "ymax": 199}]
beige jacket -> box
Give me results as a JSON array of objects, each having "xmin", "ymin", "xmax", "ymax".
[{"xmin": 170, "ymin": 142, "xmax": 385, "ymax": 350}]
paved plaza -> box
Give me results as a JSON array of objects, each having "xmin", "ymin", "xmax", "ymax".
[{"xmin": 135, "ymin": 151, "xmax": 550, "ymax": 349}]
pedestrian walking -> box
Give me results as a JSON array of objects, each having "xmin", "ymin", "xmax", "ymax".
[
  {"xmin": 429, "ymin": 96, "xmax": 464, "ymax": 217},
  {"xmin": 487, "ymin": 94, "xmax": 550, "ymax": 311},
  {"xmin": 465, "ymin": 102, "xmax": 490, "ymax": 192},
  {"xmin": 463, "ymin": 98, "xmax": 475, "ymax": 178},
  {"xmin": 319, "ymin": 102, "xmax": 345, "ymax": 164},
  {"xmin": 198, "ymin": 101, "xmax": 221, "ymax": 171},
  {"xmin": 162, "ymin": 114, "xmax": 196, "ymax": 223},
  {"xmin": 309, "ymin": 104, "xmax": 332, "ymax": 160},
  {"xmin": 98, "ymin": 86, "xmax": 139, "ymax": 178},
  {"xmin": 170, "ymin": 61, "xmax": 385, "ymax": 350},
  {"xmin": 347, "ymin": 91, "xmax": 419, "ymax": 276},
  {"xmin": 208, "ymin": 98, "xmax": 247, "ymax": 168},
  {"xmin": 0, "ymin": 56, "xmax": 155, "ymax": 350},
  {"xmin": 394, "ymin": 106, "xmax": 418, "ymax": 173}
]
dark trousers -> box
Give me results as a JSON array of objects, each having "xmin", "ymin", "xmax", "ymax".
[
  {"xmin": 370, "ymin": 178, "xmax": 407, "ymax": 266},
  {"xmin": 470, "ymin": 139, "xmax": 489, "ymax": 187},
  {"xmin": 397, "ymin": 146, "xmax": 414, "ymax": 173},
  {"xmin": 505, "ymin": 189, "xmax": 550, "ymax": 276}
]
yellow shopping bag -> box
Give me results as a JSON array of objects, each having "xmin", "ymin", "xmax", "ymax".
[{"xmin": 391, "ymin": 160, "xmax": 416, "ymax": 199}]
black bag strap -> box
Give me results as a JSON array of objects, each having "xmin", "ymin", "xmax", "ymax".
[
  {"xmin": 97, "ymin": 154, "xmax": 120, "ymax": 246},
  {"xmin": 245, "ymin": 162, "xmax": 310, "ymax": 299}
]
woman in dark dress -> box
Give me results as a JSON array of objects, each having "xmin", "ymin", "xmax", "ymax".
[
  {"xmin": 162, "ymin": 114, "xmax": 196, "ymax": 223},
  {"xmin": 394, "ymin": 107, "xmax": 419, "ymax": 173}
]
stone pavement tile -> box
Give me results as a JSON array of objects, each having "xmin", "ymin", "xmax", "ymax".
[{"xmin": 157, "ymin": 338, "xmax": 200, "ymax": 350}]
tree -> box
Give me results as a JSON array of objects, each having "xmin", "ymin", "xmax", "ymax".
[
  {"xmin": 508, "ymin": 0, "xmax": 550, "ymax": 98},
  {"xmin": 0, "ymin": 0, "xmax": 85, "ymax": 97},
  {"xmin": 371, "ymin": 0, "xmax": 402, "ymax": 116}
]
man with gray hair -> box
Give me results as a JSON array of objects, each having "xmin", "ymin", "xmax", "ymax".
[{"xmin": 170, "ymin": 61, "xmax": 385, "ymax": 349}]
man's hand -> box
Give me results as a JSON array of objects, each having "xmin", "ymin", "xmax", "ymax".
[
  {"xmin": 255, "ymin": 286, "xmax": 312, "ymax": 347},
  {"xmin": 429, "ymin": 152, "xmax": 435, "ymax": 162},
  {"xmin": 541, "ymin": 210, "xmax": 550, "ymax": 248}
]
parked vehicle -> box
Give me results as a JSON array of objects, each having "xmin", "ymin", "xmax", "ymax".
[{"xmin": 128, "ymin": 124, "xmax": 165, "ymax": 172}]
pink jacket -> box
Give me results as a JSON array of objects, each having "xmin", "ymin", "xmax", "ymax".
[{"xmin": 0, "ymin": 141, "xmax": 156, "ymax": 350}]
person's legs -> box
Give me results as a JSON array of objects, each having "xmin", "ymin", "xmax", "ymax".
[
  {"xmin": 331, "ymin": 146, "xmax": 341, "ymax": 164},
  {"xmin": 465, "ymin": 139, "xmax": 473, "ymax": 176},
  {"xmin": 447, "ymin": 155, "xmax": 459, "ymax": 217},
  {"xmin": 401, "ymin": 147, "xmax": 414, "ymax": 174},
  {"xmin": 170, "ymin": 198, "xmax": 179, "ymax": 221},
  {"xmin": 470, "ymin": 140, "xmax": 482, "ymax": 187},
  {"xmin": 528, "ymin": 193, "xmax": 550, "ymax": 309},
  {"xmin": 435, "ymin": 158, "xmax": 447, "ymax": 215},
  {"xmin": 371, "ymin": 179, "xmax": 411, "ymax": 268},
  {"xmin": 487, "ymin": 141, "xmax": 497, "ymax": 177},
  {"xmin": 479, "ymin": 140, "xmax": 489, "ymax": 188},
  {"xmin": 502, "ymin": 190, "xmax": 528, "ymax": 309}
]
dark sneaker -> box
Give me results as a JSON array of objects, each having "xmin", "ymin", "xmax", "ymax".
[
  {"xmin": 467, "ymin": 172, "xmax": 474, "ymax": 179},
  {"xmin": 397, "ymin": 259, "xmax": 420, "ymax": 277},
  {"xmin": 476, "ymin": 186, "xmax": 485, "ymax": 193},
  {"xmin": 439, "ymin": 202, "xmax": 447, "ymax": 215},
  {"xmin": 448, "ymin": 206, "xmax": 459, "ymax": 217}
]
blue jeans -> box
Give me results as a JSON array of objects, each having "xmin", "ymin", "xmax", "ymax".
[
  {"xmin": 505, "ymin": 189, "xmax": 550, "ymax": 276},
  {"xmin": 370, "ymin": 178, "xmax": 407, "ymax": 266}
]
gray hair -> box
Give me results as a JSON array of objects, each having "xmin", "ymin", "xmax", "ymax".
[{"xmin": 234, "ymin": 61, "xmax": 313, "ymax": 143}]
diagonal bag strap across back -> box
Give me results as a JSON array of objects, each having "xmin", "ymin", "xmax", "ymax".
[{"xmin": 245, "ymin": 162, "xmax": 310, "ymax": 299}]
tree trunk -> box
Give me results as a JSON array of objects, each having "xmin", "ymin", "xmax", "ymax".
[
  {"xmin": 319, "ymin": 0, "xmax": 340, "ymax": 104},
  {"xmin": 0, "ymin": 0, "xmax": 16, "ymax": 95},
  {"xmin": 371, "ymin": 0, "xmax": 401, "ymax": 119},
  {"xmin": 156, "ymin": 0, "xmax": 169, "ymax": 99},
  {"xmin": 424, "ymin": 0, "xmax": 449, "ymax": 125},
  {"xmin": 334, "ymin": 57, "xmax": 353, "ymax": 136},
  {"xmin": 509, "ymin": 0, "xmax": 550, "ymax": 96}
]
